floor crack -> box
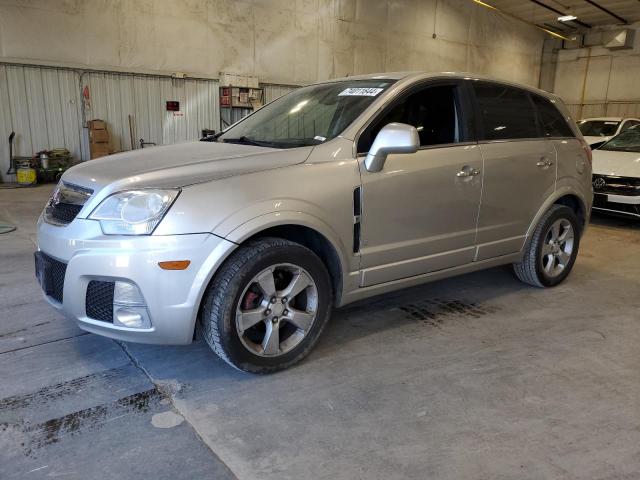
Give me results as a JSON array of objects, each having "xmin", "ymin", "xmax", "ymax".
[{"xmin": 114, "ymin": 340, "xmax": 238, "ymax": 479}]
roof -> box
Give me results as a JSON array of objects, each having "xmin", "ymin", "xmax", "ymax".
[
  {"xmin": 325, "ymin": 72, "xmax": 417, "ymax": 82},
  {"xmin": 320, "ymin": 72, "xmax": 555, "ymax": 97}
]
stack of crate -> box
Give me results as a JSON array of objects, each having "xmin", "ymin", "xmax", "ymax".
[{"xmin": 87, "ymin": 119, "xmax": 110, "ymax": 159}]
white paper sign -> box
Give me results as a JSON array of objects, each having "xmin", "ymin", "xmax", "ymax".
[{"xmin": 338, "ymin": 87, "xmax": 384, "ymax": 97}]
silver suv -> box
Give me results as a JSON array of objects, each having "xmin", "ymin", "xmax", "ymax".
[{"xmin": 35, "ymin": 73, "xmax": 593, "ymax": 372}]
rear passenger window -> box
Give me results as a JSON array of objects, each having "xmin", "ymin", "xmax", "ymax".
[
  {"xmin": 532, "ymin": 94, "xmax": 574, "ymax": 138},
  {"xmin": 473, "ymin": 83, "xmax": 538, "ymax": 141}
]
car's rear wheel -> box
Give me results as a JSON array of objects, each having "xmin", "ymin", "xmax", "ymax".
[
  {"xmin": 513, "ymin": 205, "xmax": 581, "ymax": 287},
  {"xmin": 200, "ymin": 237, "xmax": 333, "ymax": 373}
]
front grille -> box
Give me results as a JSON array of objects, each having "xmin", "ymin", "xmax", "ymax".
[
  {"xmin": 592, "ymin": 174, "xmax": 640, "ymax": 196},
  {"xmin": 50, "ymin": 203, "xmax": 83, "ymax": 223},
  {"xmin": 86, "ymin": 281, "xmax": 115, "ymax": 322},
  {"xmin": 35, "ymin": 252, "xmax": 67, "ymax": 303},
  {"xmin": 44, "ymin": 182, "xmax": 93, "ymax": 226}
]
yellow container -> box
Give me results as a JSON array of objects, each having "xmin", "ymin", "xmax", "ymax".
[{"xmin": 17, "ymin": 166, "xmax": 37, "ymax": 185}]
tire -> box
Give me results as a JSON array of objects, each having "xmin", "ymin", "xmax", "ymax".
[
  {"xmin": 513, "ymin": 205, "xmax": 581, "ymax": 288},
  {"xmin": 200, "ymin": 237, "xmax": 333, "ymax": 373}
]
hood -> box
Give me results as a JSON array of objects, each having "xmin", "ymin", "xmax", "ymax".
[
  {"xmin": 592, "ymin": 149, "xmax": 640, "ymax": 178},
  {"xmin": 584, "ymin": 135, "xmax": 611, "ymax": 145},
  {"xmin": 62, "ymin": 141, "xmax": 313, "ymax": 192}
]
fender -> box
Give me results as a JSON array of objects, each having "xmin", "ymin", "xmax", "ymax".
[
  {"xmin": 213, "ymin": 195, "xmax": 355, "ymax": 269},
  {"xmin": 186, "ymin": 210, "xmax": 353, "ymax": 339},
  {"xmin": 225, "ymin": 210, "xmax": 351, "ymax": 270},
  {"xmin": 524, "ymin": 181, "xmax": 591, "ymax": 250}
]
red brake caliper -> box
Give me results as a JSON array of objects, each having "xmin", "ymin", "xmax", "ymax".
[{"xmin": 242, "ymin": 291, "xmax": 260, "ymax": 310}]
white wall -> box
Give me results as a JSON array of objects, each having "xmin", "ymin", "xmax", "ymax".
[
  {"xmin": 553, "ymin": 22, "xmax": 640, "ymax": 119},
  {"xmin": 0, "ymin": 0, "xmax": 544, "ymax": 86}
]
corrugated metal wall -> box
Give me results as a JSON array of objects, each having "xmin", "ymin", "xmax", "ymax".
[
  {"xmin": 0, "ymin": 65, "xmax": 82, "ymax": 182},
  {"xmin": 0, "ymin": 69, "xmax": 303, "ymax": 183},
  {"xmin": 1, "ymin": 64, "xmax": 221, "ymax": 182},
  {"xmin": 82, "ymin": 73, "xmax": 220, "ymax": 156},
  {"xmin": 262, "ymin": 84, "xmax": 299, "ymax": 104}
]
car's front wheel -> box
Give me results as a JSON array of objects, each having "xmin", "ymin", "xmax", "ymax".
[
  {"xmin": 200, "ymin": 237, "xmax": 333, "ymax": 373},
  {"xmin": 514, "ymin": 204, "xmax": 581, "ymax": 287}
]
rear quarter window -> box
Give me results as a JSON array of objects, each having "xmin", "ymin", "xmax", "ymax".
[
  {"xmin": 531, "ymin": 94, "xmax": 575, "ymax": 138},
  {"xmin": 473, "ymin": 83, "xmax": 538, "ymax": 141}
]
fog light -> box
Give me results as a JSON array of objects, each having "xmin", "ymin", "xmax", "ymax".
[
  {"xmin": 114, "ymin": 306, "xmax": 151, "ymax": 329},
  {"xmin": 114, "ymin": 281, "xmax": 145, "ymax": 305},
  {"xmin": 112, "ymin": 281, "xmax": 151, "ymax": 329}
]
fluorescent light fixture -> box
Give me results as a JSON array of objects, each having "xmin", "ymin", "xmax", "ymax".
[
  {"xmin": 472, "ymin": 0, "xmax": 497, "ymax": 10},
  {"xmin": 557, "ymin": 15, "xmax": 577, "ymax": 22}
]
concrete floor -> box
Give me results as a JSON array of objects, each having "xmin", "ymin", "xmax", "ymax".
[{"xmin": 2, "ymin": 184, "xmax": 640, "ymax": 480}]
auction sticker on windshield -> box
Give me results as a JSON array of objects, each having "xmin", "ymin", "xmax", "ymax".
[{"xmin": 338, "ymin": 87, "xmax": 384, "ymax": 97}]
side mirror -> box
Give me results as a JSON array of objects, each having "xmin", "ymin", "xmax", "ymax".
[{"xmin": 364, "ymin": 122, "xmax": 419, "ymax": 172}]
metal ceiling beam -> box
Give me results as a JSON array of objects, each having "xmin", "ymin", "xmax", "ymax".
[
  {"xmin": 529, "ymin": 0, "xmax": 593, "ymax": 29},
  {"xmin": 582, "ymin": 0, "xmax": 628, "ymax": 24},
  {"xmin": 472, "ymin": 0, "xmax": 569, "ymax": 40},
  {"xmin": 542, "ymin": 22, "xmax": 569, "ymax": 33}
]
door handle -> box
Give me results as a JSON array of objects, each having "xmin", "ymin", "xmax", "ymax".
[
  {"xmin": 536, "ymin": 158, "xmax": 554, "ymax": 168},
  {"xmin": 456, "ymin": 166, "xmax": 480, "ymax": 178}
]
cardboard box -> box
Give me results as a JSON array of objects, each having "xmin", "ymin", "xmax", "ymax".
[
  {"xmin": 89, "ymin": 128, "xmax": 109, "ymax": 143},
  {"xmin": 90, "ymin": 142, "xmax": 110, "ymax": 159},
  {"xmin": 87, "ymin": 119, "xmax": 107, "ymax": 130}
]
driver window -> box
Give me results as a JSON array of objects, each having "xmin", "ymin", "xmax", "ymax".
[{"xmin": 357, "ymin": 84, "xmax": 462, "ymax": 153}]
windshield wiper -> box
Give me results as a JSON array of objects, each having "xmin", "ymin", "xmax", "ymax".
[
  {"xmin": 222, "ymin": 136, "xmax": 280, "ymax": 148},
  {"xmin": 201, "ymin": 131, "xmax": 225, "ymax": 142}
]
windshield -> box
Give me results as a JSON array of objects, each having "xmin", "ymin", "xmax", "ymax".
[
  {"xmin": 218, "ymin": 80, "xmax": 396, "ymax": 148},
  {"xmin": 578, "ymin": 120, "xmax": 620, "ymax": 137},
  {"xmin": 598, "ymin": 126, "xmax": 640, "ymax": 152}
]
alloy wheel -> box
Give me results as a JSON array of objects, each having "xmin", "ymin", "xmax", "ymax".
[
  {"xmin": 235, "ymin": 263, "xmax": 318, "ymax": 357},
  {"xmin": 540, "ymin": 218, "xmax": 574, "ymax": 278}
]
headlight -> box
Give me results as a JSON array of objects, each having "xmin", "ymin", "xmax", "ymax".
[{"xmin": 89, "ymin": 189, "xmax": 180, "ymax": 235}]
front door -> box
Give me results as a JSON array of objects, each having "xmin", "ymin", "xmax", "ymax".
[{"xmin": 357, "ymin": 82, "xmax": 483, "ymax": 287}]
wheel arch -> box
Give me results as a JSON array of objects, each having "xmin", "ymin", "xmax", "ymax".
[
  {"xmin": 527, "ymin": 188, "xmax": 589, "ymax": 240},
  {"xmin": 553, "ymin": 193, "xmax": 587, "ymax": 230},
  {"xmin": 242, "ymin": 224, "xmax": 344, "ymax": 305},
  {"xmin": 223, "ymin": 213, "xmax": 350, "ymax": 306}
]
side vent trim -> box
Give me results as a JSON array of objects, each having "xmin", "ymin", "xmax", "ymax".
[{"xmin": 353, "ymin": 186, "xmax": 362, "ymax": 253}]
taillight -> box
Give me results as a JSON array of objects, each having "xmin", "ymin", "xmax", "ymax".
[{"xmin": 580, "ymin": 138, "xmax": 592, "ymax": 168}]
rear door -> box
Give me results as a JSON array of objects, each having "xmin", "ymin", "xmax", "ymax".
[{"xmin": 471, "ymin": 82, "xmax": 557, "ymax": 260}]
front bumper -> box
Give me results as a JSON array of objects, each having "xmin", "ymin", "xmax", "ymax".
[
  {"xmin": 593, "ymin": 192, "xmax": 640, "ymax": 218},
  {"xmin": 35, "ymin": 216, "xmax": 236, "ymax": 344}
]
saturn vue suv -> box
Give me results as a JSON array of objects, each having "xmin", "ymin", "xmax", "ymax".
[{"xmin": 35, "ymin": 72, "xmax": 593, "ymax": 373}]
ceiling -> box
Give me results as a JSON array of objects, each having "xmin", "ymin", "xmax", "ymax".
[{"xmin": 484, "ymin": 0, "xmax": 640, "ymax": 32}]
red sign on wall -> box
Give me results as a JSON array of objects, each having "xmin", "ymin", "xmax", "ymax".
[{"xmin": 166, "ymin": 101, "xmax": 180, "ymax": 111}]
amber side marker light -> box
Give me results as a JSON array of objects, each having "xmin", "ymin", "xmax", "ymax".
[{"xmin": 158, "ymin": 260, "xmax": 191, "ymax": 270}]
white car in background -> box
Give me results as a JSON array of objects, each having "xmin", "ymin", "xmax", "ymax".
[
  {"xmin": 592, "ymin": 126, "xmax": 640, "ymax": 219},
  {"xmin": 578, "ymin": 117, "xmax": 640, "ymax": 147}
]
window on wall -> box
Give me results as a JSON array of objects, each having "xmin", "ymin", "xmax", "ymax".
[
  {"xmin": 473, "ymin": 83, "xmax": 538, "ymax": 141},
  {"xmin": 358, "ymin": 84, "xmax": 462, "ymax": 153},
  {"xmin": 531, "ymin": 94, "xmax": 575, "ymax": 138}
]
